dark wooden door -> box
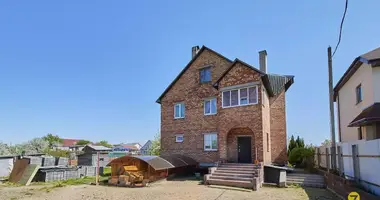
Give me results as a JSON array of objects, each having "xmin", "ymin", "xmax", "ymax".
[{"xmin": 238, "ymin": 137, "xmax": 252, "ymax": 163}]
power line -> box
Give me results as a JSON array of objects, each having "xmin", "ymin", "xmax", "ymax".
[{"xmin": 332, "ymin": 0, "xmax": 348, "ymax": 58}]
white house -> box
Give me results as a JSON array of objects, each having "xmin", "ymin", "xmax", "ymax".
[{"xmin": 334, "ymin": 47, "xmax": 380, "ymax": 142}]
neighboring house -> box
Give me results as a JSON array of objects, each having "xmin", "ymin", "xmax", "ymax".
[
  {"xmin": 156, "ymin": 46, "xmax": 294, "ymax": 166},
  {"xmin": 55, "ymin": 139, "xmax": 82, "ymax": 151},
  {"xmin": 140, "ymin": 140, "xmax": 153, "ymax": 155},
  {"xmin": 112, "ymin": 144, "xmax": 139, "ymax": 155},
  {"xmin": 77, "ymin": 145, "xmax": 111, "ymax": 167},
  {"xmin": 125, "ymin": 143, "xmax": 142, "ymax": 150},
  {"xmin": 334, "ymin": 47, "xmax": 380, "ymax": 142}
]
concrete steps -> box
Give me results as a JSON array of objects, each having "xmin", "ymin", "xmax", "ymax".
[
  {"xmin": 208, "ymin": 178, "xmax": 253, "ymax": 189},
  {"xmin": 212, "ymin": 172, "xmax": 254, "ymax": 178},
  {"xmin": 210, "ymin": 175, "xmax": 253, "ymax": 181},
  {"xmin": 206, "ymin": 163, "xmax": 257, "ymax": 189},
  {"xmin": 286, "ymin": 172, "xmax": 326, "ymax": 188}
]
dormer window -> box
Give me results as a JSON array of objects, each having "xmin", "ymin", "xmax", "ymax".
[{"xmin": 200, "ymin": 67, "xmax": 211, "ymax": 83}]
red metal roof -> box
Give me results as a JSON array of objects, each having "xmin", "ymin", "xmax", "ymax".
[{"xmin": 62, "ymin": 139, "xmax": 80, "ymax": 147}]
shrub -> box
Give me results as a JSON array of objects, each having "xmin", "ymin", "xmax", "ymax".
[{"xmin": 288, "ymin": 146, "xmax": 315, "ymax": 169}]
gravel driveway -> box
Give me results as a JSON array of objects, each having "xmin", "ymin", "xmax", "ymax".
[{"xmin": 0, "ymin": 179, "xmax": 338, "ymax": 200}]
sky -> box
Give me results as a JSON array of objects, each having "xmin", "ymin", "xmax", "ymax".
[{"xmin": 1, "ymin": 1, "xmax": 379, "ymax": 146}]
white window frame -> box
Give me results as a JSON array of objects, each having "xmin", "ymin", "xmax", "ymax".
[
  {"xmin": 204, "ymin": 97, "xmax": 217, "ymax": 115},
  {"xmin": 174, "ymin": 102, "xmax": 185, "ymax": 119},
  {"xmin": 222, "ymin": 86, "xmax": 258, "ymax": 108},
  {"xmin": 204, "ymin": 133, "xmax": 218, "ymax": 151},
  {"xmin": 175, "ymin": 134, "xmax": 184, "ymax": 143}
]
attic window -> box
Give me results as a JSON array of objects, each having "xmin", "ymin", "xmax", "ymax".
[{"xmin": 200, "ymin": 67, "xmax": 211, "ymax": 83}]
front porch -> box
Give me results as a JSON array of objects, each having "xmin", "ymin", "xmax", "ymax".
[{"xmin": 218, "ymin": 127, "xmax": 266, "ymax": 164}]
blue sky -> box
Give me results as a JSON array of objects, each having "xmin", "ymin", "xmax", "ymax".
[{"xmin": 1, "ymin": 1, "xmax": 379, "ymax": 146}]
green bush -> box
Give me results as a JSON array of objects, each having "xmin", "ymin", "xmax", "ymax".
[{"xmin": 288, "ymin": 146, "xmax": 315, "ymax": 169}]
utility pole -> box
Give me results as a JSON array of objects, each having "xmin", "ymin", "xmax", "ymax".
[{"xmin": 328, "ymin": 46, "xmax": 337, "ymax": 171}]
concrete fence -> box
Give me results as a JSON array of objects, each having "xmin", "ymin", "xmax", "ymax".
[{"xmin": 315, "ymin": 139, "xmax": 380, "ymax": 196}]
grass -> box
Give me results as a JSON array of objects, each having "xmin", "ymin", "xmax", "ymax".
[
  {"xmin": 0, "ymin": 181, "xmax": 23, "ymax": 187},
  {"xmin": 36, "ymin": 176, "xmax": 106, "ymax": 193},
  {"xmin": 102, "ymin": 167, "xmax": 111, "ymax": 176}
]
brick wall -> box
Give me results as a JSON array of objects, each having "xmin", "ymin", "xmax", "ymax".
[
  {"xmin": 262, "ymin": 87, "xmax": 271, "ymax": 164},
  {"xmin": 217, "ymin": 62, "xmax": 264, "ymax": 162},
  {"xmin": 160, "ymin": 49, "xmax": 231, "ymax": 163},
  {"xmin": 270, "ymin": 90, "xmax": 287, "ymax": 164}
]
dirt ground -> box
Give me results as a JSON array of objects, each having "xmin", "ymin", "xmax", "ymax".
[{"xmin": 0, "ymin": 179, "xmax": 339, "ymax": 200}]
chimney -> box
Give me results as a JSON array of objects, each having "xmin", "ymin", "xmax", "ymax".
[
  {"xmin": 259, "ymin": 50, "xmax": 267, "ymax": 73},
  {"xmin": 192, "ymin": 46, "xmax": 200, "ymax": 58}
]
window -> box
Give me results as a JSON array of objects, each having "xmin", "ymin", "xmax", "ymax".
[
  {"xmin": 358, "ymin": 127, "xmax": 363, "ymax": 140},
  {"xmin": 222, "ymin": 86, "xmax": 258, "ymax": 108},
  {"xmin": 204, "ymin": 133, "xmax": 217, "ymax": 151},
  {"xmin": 240, "ymin": 88, "xmax": 248, "ymax": 105},
  {"xmin": 266, "ymin": 133, "xmax": 269, "ymax": 152},
  {"xmin": 176, "ymin": 134, "xmax": 184, "ymax": 143},
  {"xmin": 356, "ymin": 84, "xmax": 362, "ymax": 104},
  {"xmin": 204, "ymin": 98, "xmax": 217, "ymax": 115},
  {"xmin": 174, "ymin": 102, "xmax": 185, "ymax": 119},
  {"xmin": 200, "ymin": 67, "xmax": 211, "ymax": 83}
]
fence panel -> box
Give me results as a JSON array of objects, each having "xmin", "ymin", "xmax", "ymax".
[{"xmin": 316, "ymin": 139, "xmax": 380, "ymax": 196}]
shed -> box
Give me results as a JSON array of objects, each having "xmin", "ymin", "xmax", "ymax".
[
  {"xmin": 107, "ymin": 155, "xmax": 197, "ymax": 184},
  {"xmin": 0, "ymin": 155, "xmax": 15, "ymax": 177},
  {"xmin": 77, "ymin": 145, "xmax": 111, "ymax": 167},
  {"xmin": 34, "ymin": 166, "xmax": 79, "ymax": 182}
]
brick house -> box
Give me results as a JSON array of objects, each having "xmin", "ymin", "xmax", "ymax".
[{"xmin": 156, "ymin": 46, "xmax": 294, "ymax": 166}]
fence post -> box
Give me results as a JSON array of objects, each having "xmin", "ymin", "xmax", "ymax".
[
  {"xmin": 326, "ymin": 148, "xmax": 330, "ymax": 171},
  {"xmin": 352, "ymin": 144, "xmax": 360, "ymax": 182}
]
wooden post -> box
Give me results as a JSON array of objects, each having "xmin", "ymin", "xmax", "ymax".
[{"xmin": 96, "ymin": 152, "xmax": 100, "ymax": 186}]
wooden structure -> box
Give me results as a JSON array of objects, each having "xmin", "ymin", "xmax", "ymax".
[{"xmin": 107, "ymin": 155, "xmax": 197, "ymax": 187}]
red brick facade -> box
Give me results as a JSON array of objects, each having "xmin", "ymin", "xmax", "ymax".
[{"xmin": 159, "ymin": 47, "xmax": 291, "ymax": 165}]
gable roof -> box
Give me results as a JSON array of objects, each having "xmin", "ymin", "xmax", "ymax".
[
  {"xmin": 334, "ymin": 47, "xmax": 380, "ymax": 100},
  {"xmin": 156, "ymin": 46, "xmax": 232, "ymax": 103},
  {"xmin": 141, "ymin": 140, "xmax": 152, "ymax": 150},
  {"xmin": 156, "ymin": 46, "xmax": 294, "ymax": 102},
  {"xmin": 213, "ymin": 59, "xmax": 294, "ymax": 97},
  {"xmin": 213, "ymin": 59, "xmax": 266, "ymax": 86}
]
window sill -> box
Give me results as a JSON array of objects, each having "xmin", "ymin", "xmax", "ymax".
[
  {"xmin": 356, "ymin": 100, "xmax": 362, "ymax": 105},
  {"xmin": 222, "ymin": 102, "xmax": 258, "ymax": 109},
  {"xmin": 175, "ymin": 141, "xmax": 183, "ymax": 143},
  {"xmin": 204, "ymin": 113, "xmax": 217, "ymax": 116},
  {"xmin": 204, "ymin": 149, "xmax": 218, "ymax": 152},
  {"xmin": 174, "ymin": 117, "xmax": 185, "ymax": 120}
]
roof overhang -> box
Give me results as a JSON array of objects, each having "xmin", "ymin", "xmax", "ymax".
[
  {"xmin": 107, "ymin": 155, "xmax": 197, "ymax": 171},
  {"xmin": 334, "ymin": 53, "xmax": 380, "ymax": 101},
  {"xmin": 348, "ymin": 103, "xmax": 380, "ymax": 127}
]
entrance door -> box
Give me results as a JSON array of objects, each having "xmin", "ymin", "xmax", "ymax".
[{"xmin": 237, "ymin": 137, "xmax": 252, "ymax": 163}]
